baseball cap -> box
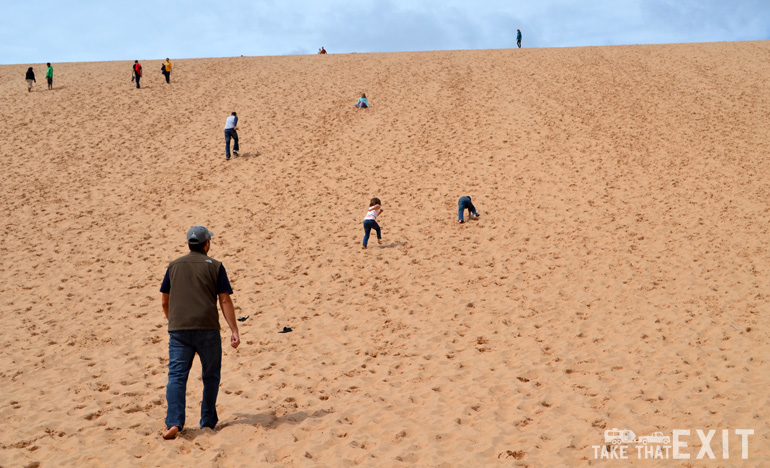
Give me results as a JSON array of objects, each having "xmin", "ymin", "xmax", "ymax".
[{"xmin": 187, "ymin": 225, "xmax": 213, "ymax": 245}]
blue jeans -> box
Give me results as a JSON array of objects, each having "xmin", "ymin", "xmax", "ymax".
[
  {"xmin": 363, "ymin": 219, "xmax": 381, "ymax": 247},
  {"xmin": 165, "ymin": 330, "xmax": 222, "ymax": 431},
  {"xmin": 225, "ymin": 129, "xmax": 239, "ymax": 158},
  {"xmin": 458, "ymin": 196, "xmax": 478, "ymax": 222}
]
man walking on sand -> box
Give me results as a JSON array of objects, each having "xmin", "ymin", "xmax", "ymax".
[
  {"xmin": 160, "ymin": 225, "xmax": 240, "ymax": 440},
  {"xmin": 133, "ymin": 60, "xmax": 142, "ymax": 88},
  {"xmin": 517, "ymin": 29, "xmax": 522, "ymax": 48},
  {"xmin": 46, "ymin": 63, "xmax": 53, "ymax": 90},
  {"xmin": 224, "ymin": 111, "xmax": 239, "ymax": 160}
]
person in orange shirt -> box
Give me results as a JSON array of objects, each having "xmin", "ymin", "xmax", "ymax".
[{"xmin": 162, "ymin": 58, "xmax": 172, "ymax": 84}]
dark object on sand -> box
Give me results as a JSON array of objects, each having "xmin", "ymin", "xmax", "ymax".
[{"xmin": 278, "ymin": 327, "xmax": 292, "ymax": 333}]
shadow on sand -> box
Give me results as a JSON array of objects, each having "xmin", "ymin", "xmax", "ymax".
[
  {"xmin": 377, "ymin": 242, "xmax": 405, "ymax": 249},
  {"xmin": 172, "ymin": 409, "xmax": 328, "ymax": 440}
]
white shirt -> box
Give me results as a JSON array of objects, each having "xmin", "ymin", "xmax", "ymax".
[
  {"xmin": 224, "ymin": 115, "xmax": 238, "ymax": 130},
  {"xmin": 364, "ymin": 205, "xmax": 381, "ymax": 221}
]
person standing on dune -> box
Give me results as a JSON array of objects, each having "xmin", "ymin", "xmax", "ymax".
[
  {"xmin": 45, "ymin": 63, "xmax": 53, "ymax": 90},
  {"xmin": 517, "ymin": 29, "xmax": 522, "ymax": 48},
  {"xmin": 162, "ymin": 58, "xmax": 172, "ymax": 84},
  {"xmin": 160, "ymin": 225, "xmax": 240, "ymax": 440},
  {"xmin": 25, "ymin": 67, "xmax": 36, "ymax": 92},
  {"xmin": 133, "ymin": 60, "xmax": 142, "ymax": 88}
]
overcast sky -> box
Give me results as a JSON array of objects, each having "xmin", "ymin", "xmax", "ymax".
[{"xmin": 1, "ymin": 0, "xmax": 768, "ymax": 64}]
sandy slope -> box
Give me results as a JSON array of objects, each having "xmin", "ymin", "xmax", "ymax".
[{"xmin": 1, "ymin": 41, "xmax": 770, "ymax": 467}]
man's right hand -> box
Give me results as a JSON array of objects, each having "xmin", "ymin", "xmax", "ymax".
[{"xmin": 231, "ymin": 332, "xmax": 240, "ymax": 349}]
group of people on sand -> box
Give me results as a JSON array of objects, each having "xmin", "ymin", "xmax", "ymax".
[
  {"xmin": 161, "ymin": 192, "xmax": 481, "ymax": 438},
  {"xmin": 131, "ymin": 58, "xmax": 173, "ymax": 88},
  {"xmin": 223, "ymin": 91, "xmax": 367, "ymax": 160},
  {"xmin": 152, "ymin": 43, "xmax": 491, "ymax": 441},
  {"xmin": 24, "ymin": 58, "xmax": 175, "ymax": 92},
  {"xmin": 24, "ymin": 29, "xmax": 523, "ymax": 94},
  {"xmin": 25, "ymin": 63, "xmax": 54, "ymax": 92},
  {"xmin": 360, "ymin": 196, "xmax": 479, "ymax": 248}
]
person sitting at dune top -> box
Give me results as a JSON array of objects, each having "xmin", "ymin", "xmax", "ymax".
[{"xmin": 355, "ymin": 93, "xmax": 370, "ymax": 109}]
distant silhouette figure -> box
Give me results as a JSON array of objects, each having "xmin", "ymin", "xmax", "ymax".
[
  {"xmin": 133, "ymin": 60, "xmax": 143, "ymax": 88},
  {"xmin": 318, "ymin": 47, "xmax": 327, "ymax": 54},
  {"xmin": 46, "ymin": 63, "xmax": 53, "ymax": 90},
  {"xmin": 25, "ymin": 67, "xmax": 36, "ymax": 92},
  {"xmin": 162, "ymin": 58, "xmax": 172, "ymax": 84},
  {"xmin": 517, "ymin": 29, "xmax": 522, "ymax": 48}
]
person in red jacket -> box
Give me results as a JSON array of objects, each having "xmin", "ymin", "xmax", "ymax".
[{"xmin": 133, "ymin": 60, "xmax": 143, "ymax": 89}]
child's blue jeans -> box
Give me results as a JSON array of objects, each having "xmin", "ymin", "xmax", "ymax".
[
  {"xmin": 363, "ymin": 219, "xmax": 381, "ymax": 247},
  {"xmin": 458, "ymin": 196, "xmax": 478, "ymax": 222}
]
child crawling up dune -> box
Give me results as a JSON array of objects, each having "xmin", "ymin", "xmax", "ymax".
[
  {"xmin": 458, "ymin": 196, "xmax": 480, "ymax": 223},
  {"xmin": 362, "ymin": 198, "xmax": 383, "ymax": 249}
]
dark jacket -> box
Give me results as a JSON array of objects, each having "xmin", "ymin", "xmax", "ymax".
[{"xmin": 26, "ymin": 69, "xmax": 35, "ymax": 81}]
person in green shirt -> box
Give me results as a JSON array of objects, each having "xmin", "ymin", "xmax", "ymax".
[{"xmin": 45, "ymin": 63, "xmax": 53, "ymax": 90}]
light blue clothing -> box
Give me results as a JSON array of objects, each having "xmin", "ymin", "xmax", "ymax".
[{"xmin": 356, "ymin": 97, "xmax": 369, "ymax": 108}]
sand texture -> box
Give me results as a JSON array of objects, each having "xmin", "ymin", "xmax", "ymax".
[{"xmin": 2, "ymin": 41, "xmax": 770, "ymax": 467}]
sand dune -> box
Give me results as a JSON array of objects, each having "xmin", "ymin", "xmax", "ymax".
[{"xmin": 2, "ymin": 41, "xmax": 770, "ymax": 467}]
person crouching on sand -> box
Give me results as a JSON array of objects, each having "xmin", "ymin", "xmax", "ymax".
[
  {"xmin": 362, "ymin": 198, "xmax": 383, "ymax": 248},
  {"xmin": 355, "ymin": 93, "xmax": 369, "ymax": 108},
  {"xmin": 458, "ymin": 196, "xmax": 480, "ymax": 223}
]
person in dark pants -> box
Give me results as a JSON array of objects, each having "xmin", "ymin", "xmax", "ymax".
[
  {"xmin": 458, "ymin": 196, "xmax": 480, "ymax": 223},
  {"xmin": 45, "ymin": 63, "xmax": 53, "ymax": 90},
  {"xmin": 162, "ymin": 58, "xmax": 172, "ymax": 84},
  {"xmin": 517, "ymin": 29, "xmax": 522, "ymax": 48},
  {"xmin": 159, "ymin": 225, "xmax": 240, "ymax": 440},
  {"xmin": 362, "ymin": 198, "xmax": 383, "ymax": 249},
  {"xmin": 224, "ymin": 111, "xmax": 239, "ymax": 160},
  {"xmin": 133, "ymin": 60, "xmax": 142, "ymax": 88}
]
